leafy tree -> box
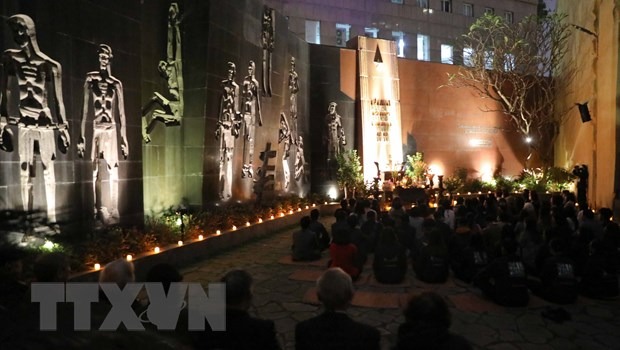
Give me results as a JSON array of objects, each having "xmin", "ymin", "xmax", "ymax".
[
  {"xmin": 405, "ymin": 152, "xmax": 428, "ymax": 183},
  {"xmin": 446, "ymin": 13, "xmax": 574, "ymax": 166},
  {"xmin": 336, "ymin": 149, "xmax": 364, "ymax": 199}
]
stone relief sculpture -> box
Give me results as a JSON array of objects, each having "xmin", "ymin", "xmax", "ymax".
[
  {"xmin": 278, "ymin": 112, "xmax": 292, "ymax": 189},
  {"xmin": 141, "ymin": 2, "xmax": 183, "ymax": 143},
  {"xmin": 241, "ymin": 61, "xmax": 262, "ymax": 178},
  {"xmin": 215, "ymin": 62, "xmax": 241, "ymax": 199},
  {"xmin": 77, "ymin": 44, "xmax": 127, "ymax": 225},
  {"xmin": 325, "ymin": 102, "xmax": 346, "ymax": 162},
  {"xmin": 261, "ymin": 6, "xmax": 275, "ymax": 97},
  {"xmin": 0, "ymin": 14, "xmax": 70, "ymax": 223},
  {"xmin": 288, "ymin": 57, "xmax": 299, "ymax": 140},
  {"xmin": 294, "ymin": 135, "xmax": 306, "ymax": 182}
]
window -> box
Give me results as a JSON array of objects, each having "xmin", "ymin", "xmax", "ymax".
[
  {"xmin": 305, "ymin": 20, "xmax": 320, "ymax": 44},
  {"xmin": 504, "ymin": 11, "xmax": 514, "ymax": 23},
  {"xmin": 463, "ymin": 47, "xmax": 473, "ymax": 67},
  {"xmin": 441, "ymin": 44, "xmax": 453, "ymax": 64},
  {"xmin": 417, "ymin": 34, "xmax": 430, "ymax": 61},
  {"xmin": 484, "ymin": 7, "xmax": 494, "ymax": 15},
  {"xmin": 336, "ymin": 23, "xmax": 350, "ymax": 47},
  {"xmin": 391, "ymin": 0, "xmax": 403, "ymax": 3},
  {"xmin": 463, "ymin": 3, "xmax": 473, "ymax": 17},
  {"xmin": 484, "ymin": 51, "xmax": 494, "ymax": 70},
  {"xmin": 393, "ymin": 31, "xmax": 405, "ymax": 57},
  {"xmin": 441, "ymin": 0, "xmax": 451, "ymax": 13},
  {"xmin": 365, "ymin": 27, "xmax": 379, "ymax": 38},
  {"xmin": 417, "ymin": 0, "xmax": 429, "ymax": 8},
  {"xmin": 504, "ymin": 54, "xmax": 515, "ymax": 71}
]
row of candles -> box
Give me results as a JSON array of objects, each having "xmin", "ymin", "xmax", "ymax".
[{"xmin": 92, "ymin": 203, "xmax": 322, "ymax": 271}]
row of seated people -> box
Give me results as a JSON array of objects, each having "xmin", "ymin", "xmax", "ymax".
[
  {"xmin": 0, "ymin": 247, "xmax": 471, "ymax": 349},
  {"xmin": 291, "ymin": 198, "xmax": 619, "ymax": 305}
]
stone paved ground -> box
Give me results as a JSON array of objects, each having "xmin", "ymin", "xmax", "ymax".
[{"xmin": 181, "ymin": 217, "xmax": 620, "ymax": 350}]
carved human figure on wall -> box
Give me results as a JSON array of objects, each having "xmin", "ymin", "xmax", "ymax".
[
  {"xmin": 278, "ymin": 112, "xmax": 292, "ymax": 189},
  {"xmin": 261, "ymin": 7, "xmax": 275, "ymax": 97},
  {"xmin": 0, "ymin": 14, "xmax": 70, "ymax": 223},
  {"xmin": 288, "ymin": 56, "xmax": 299, "ymax": 139},
  {"xmin": 294, "ymin": 135, "xmax": 306, "ymax": 182},
  {"xmin": 77, "ymin": 44, "xmax": 127, "ymax": 224},
  {"xmin": 325, "ymin": 102, "xmax": 346, "ymax": 162},
  {"xmin": 241, "ymin": 61, "xmax": 262, "ymax": 178},
  {"xmin": 216, "ymin": 62, "xmax": 241, "ymax": 199},
  {"xmin": 141, "ymin": 2, "xmax": 183, "ymax": 143}
]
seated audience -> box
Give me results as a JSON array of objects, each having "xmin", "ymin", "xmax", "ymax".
[
  {"xmin": 451, "ymin": 233, "xmax": 489, "ymax": 284},
  {"xmin": 292, "ymin": 216, "xmax": 321, "ymax": 261},
  {"xmin": 329, "ymin": 229, "xmax": 360, "ymax": 280},
  {"xmin": 194, "ymin": 269, "xmax": 279, "ymax": 349},
  {"xmin": 309, "ymin": 209, "xmax": 330, "ymax": 250},
  {"xmin": 473, "ymin": 238, "xmax": 529, "ymax": 307},
  {"xmin": 532, "ymin": 238, "xmax": 579, "ymax": 304},
  {"xmin": 413, "ymin": 226, "xmax": 449, "ymax": 283},
  {"xmin": 395, "ymin": 292, "xmax": 472, "ymax": 350},
  {"xmin": 580, "ymin": 239, "xmax": 619, "ymax": 299},
  {"xmin": 295, "ymin": 268, "xmax": 380, "ymax": 350},
  {"xmin": 360, "ymin": 209, "xmax": 382, "ymax": 253},
  {"xmin": 373, "ymin": 227, "xmax": 407, "ymax": 284}
]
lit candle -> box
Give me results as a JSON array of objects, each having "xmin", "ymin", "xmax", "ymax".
[
  {"xmin": 298, "ymin": 208, "xmax": 302, "ymax": 212},
  {"xmin": 232, "ymin": 225, "xmax": 237, "ymax": 231},
  {"xmin": 198, "ymin": 235, "xmax": 204, "ymax": 241},
  {"xmin": 246, "ymin": 222, "xmax": 251, "ymax": 227},
  {"xmin": 478, "ymin": 191, "xmax": 482, "ymax": 195},
  {"xmin": 216, "ymin": 230, "xmax": 221, "ymax": 235},
  {"xmin": 324, "ymin": 201, "xmax": 328, "ymax": 205},
  {"xmin": 305, "ymin": 205, "xmax": 309, "ymax": 209},
  {"xmin": 258, "ymin": 218, "xmax": 263, "ymax": 223},
  {"xmin": 468, "ymin": 192, "xmax": 471, "ymax": 195},
  {"xmin": 94, "ymin": 263, "xmax": 101, "ymax": 270},
  {"xmin": 126, "ymin": 254, "xmax": 133, "ymax": 261},
  {"xmin": 280, "ymin": 213, "xmax": 285, "ymax": 217},
  {"xmin": 154, "ymin": 247, "xmax": 160, "ymax": 253},
  {"xmin": 312, "ymin": 204, "xmax": 316, "ymax": 207},
  {"xmin": 177, "ymin": 240, "xmax": 183, "ymax": 246},
  {"xmin": 270, "ymin": 215, "xmax": 275, "ymax": 220}
]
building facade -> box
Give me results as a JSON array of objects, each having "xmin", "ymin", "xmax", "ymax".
[{"xmin": 264, "ymin": 0, "xmax": 539, "ymax": 63}]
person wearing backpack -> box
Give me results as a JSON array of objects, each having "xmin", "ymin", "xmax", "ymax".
[
  {"xmin": 473, "ymin": 238, "xmax": 529, "ymax": 307},
  {"xmin": 532, "ymin": 238, "xmax": 579, "ymax": 304}
]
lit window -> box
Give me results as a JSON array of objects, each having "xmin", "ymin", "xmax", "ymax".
[
  {"xmin": 463, "ymin": 3, "xmax": 473, "ymax": 17},
  {"xmin": 305, "ymin": 20, "xmax": 320, "ymax": 44},
  {"xmin": 336, "ymin": 23, "xmax": 350, "ymax": 47},
  {"xmin": 484, "ymin": 7, "xmax": 494, "ymax": 15},
  {"xmin": 365, "ymin": 27, "xmax": 379, "ymax": 38},
  {"xmin": 504, "ymin": 54, "xmax": 515, "ymax": 71},
  {"xmin": 391, "ymin": 0, "xmax": 403, "ymax": 3},
  {"xmin": 463, "ymin": 47, "xmax": 473, "ymax": 67},
  {"xmin": 504, "ymin": 11, "xmax": 514, "ymax": 23},
  {"xmin": 417, "ymin": 34, "xmax": 430, "ymax": 61},
  {"xmin": 417, "ymin": 0, "xmax": 429, "ymax": 8},
  {"xmin": 393, "ymin": 31, "xmax": 405, "ymax": 57},
  {"xmin": 484, "ymin": 51, "xmax": 494, "ymax": 69},
  {"xmin": 441, "ymin": 0, "xmax": 452, "ymax": 13},
  {"xmin": 441, "ymin": 44, "xmax": 453, "ymax": 64}
]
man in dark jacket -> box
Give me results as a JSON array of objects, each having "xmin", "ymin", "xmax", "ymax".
[
  {"xmin": 193, "ymin": 270, "xmax": 280, "ymax": 349},
  {"xmin": 295, "ymin": 268, "xmax": 380, "ymax": 350}
]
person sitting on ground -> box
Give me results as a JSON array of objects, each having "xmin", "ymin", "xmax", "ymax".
[
  {"xmin": 373, "ymin": 227, "xmax": 407, "ymax": 284},
  {"xmin": 194, "ymin": 269, "xmax": 280, "ymax": 350},
  {"xmin": 295, "ymin": 268, "xmax": 380, "ymax": 350},
  {"xmin": 309, "ymin": 209, "xmax": 330, "ymax": 250},
  {"xmin": 413, "ymin": 225, "xmax": 449, "ymax": 283},
  {"xmin": 361, "ymin": 209, "xmax": 382, "ymax": 253},
  {"xmin": 329, "ymin": 228, "xmax": 361, "ymax": 280},
  {"xmin": 451, "ymin": 233, "xmax": 489, "ymax": 284},
  {"xmin": 348, "ymin": 214, "xmax": 368, "ymax": 266},
  {"xmin": 331, "ymin": 208, "xmax": 349, "ymax": 240},
  {"xmin": 292, "ymin": 216, "xmax": 321, "ymax": 261},
  {"xmin": 389, "ymin": 197, "xmax": 407, "ymax": 221},
  {"xmin": 579, "ymin": 238, "xmax": 619, "ymax": 299},
  {"xmin": 473, "ymin": 238, "xmax": 529, "ymax": 307},
  {"xmin": 395, "ymin": 292, "xmax": 473, "ymax": 350},
  {"xmin": 532, "ymin": 238, "xmax": 579, "ymax": 305}
]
